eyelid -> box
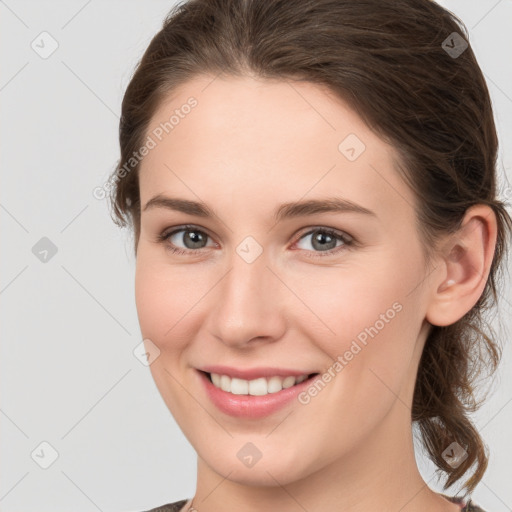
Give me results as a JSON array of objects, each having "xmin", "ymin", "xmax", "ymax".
[
  {"xmin": 159, "ymin": 224, "xmax": 217, "ymax": 248},
  {"xmin": 291, "ymin": 226, "xmax": 355, "ymax": 257},
  {"xmin": 295, "ymin": 225, "xmax": 354, "ymax": 242},
  {"xmin": 159, "ymin": 224, "xmax": 355, "ymax": 256}
]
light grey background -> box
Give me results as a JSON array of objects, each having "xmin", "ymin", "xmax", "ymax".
[{"xmin": 1, "ymin": 1, "xmax": 511, "ymax": 511}]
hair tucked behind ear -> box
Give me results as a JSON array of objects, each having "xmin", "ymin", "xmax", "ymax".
[{"xmin": 108, "ymin": 0, "xmax": 512, "ymax": 496}]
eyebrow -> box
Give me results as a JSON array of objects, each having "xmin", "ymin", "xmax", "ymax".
[{"xmin": 142, "ymin": 194, "xmax": 376, "ymax": 221}]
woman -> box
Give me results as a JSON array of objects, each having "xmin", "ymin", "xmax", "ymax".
[{"xmin": 108, "ymin": 0, "xmax": 511, "ymax": 510}]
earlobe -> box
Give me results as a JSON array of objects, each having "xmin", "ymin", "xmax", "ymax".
[{"xmin": 425, "ymin": 205, "xmax": 497, "ymax": 327}]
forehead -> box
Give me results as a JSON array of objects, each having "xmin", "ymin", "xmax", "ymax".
[{"xmin": 138, "ymin": 75, "xmax": 415, "ymax": 222}]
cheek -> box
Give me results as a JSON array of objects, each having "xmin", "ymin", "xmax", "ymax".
[
  {"xmin": 135, "ymin": 262, "xmax": 165, "ymax": 339},
  {"xmin": 134, "ymin": 265, "xmax": 185, "ymax": 369},
  {"xmin": 293, "ymin": 250, "xmax": 425, "ymax": 395},
  {"xmin": 134, "ymin": 254, "xmax": 203, "ymax": 346},
  {"xmin": 287, "ymin": 262, "xmax": 406, "ymax": 346},
  {"xmin": 135, "ymin": 258, "xmax": 199, "ymax": 416}
]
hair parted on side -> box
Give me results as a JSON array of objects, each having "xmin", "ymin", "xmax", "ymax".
[{"xmin": 108, "ymin": 0, "xmax": 512, "ymax": 497}]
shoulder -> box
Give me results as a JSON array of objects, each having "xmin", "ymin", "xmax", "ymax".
[
  {"xmin": 139, "ymin": 497, "xmax": 491, "ymax": 512},
  {"xmin": 463, "ymin": 500, "xmax": 488, "ymax": 512},
  {"xmin": 140, "ymin": 499, "xmax": 189, "ymax": 512},
  {"xmin": 439, "ymin": 494, "xmax": 488, "ymax": 512}
]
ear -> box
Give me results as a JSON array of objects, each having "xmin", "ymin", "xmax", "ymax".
[{"xmin": 425, "ymin": 204, "xmax": 498, "ymax": 327}]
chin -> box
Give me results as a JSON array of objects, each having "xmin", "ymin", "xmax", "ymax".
[{"xmin": 201, "ymin": 449, "xmax": 312, "ymax": 487}]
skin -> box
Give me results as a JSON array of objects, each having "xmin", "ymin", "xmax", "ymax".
[{"xmin": 134, "ymin": 74, "xmax": 497, "ymax": 512}]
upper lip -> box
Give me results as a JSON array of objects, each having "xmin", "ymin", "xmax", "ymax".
[{"xmin": 199, "ymin": 365, "xmax": 317, "ymax": 381}]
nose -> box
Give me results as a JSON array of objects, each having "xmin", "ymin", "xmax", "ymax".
[{"xmin": 206, "ymin": 249, "xmax": 287, "ymax": 349}]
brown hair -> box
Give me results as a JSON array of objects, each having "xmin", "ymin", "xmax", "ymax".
[{"xmin": 108, "ymin": 0, "xmax": 512, "ymax": 497}]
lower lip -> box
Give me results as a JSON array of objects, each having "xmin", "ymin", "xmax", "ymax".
[{"xmin": 198, "ymin": 370, "xmax": 319, "ymax": 419}]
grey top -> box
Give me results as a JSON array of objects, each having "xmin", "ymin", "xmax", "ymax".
[{"xmin": 142, "ymin": 494, "xmax": 487, "ymax": 511}]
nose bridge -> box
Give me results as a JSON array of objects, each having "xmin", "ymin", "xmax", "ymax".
[
  {"xmin": 209, "ymin": 242, "xmax": 285, "ymax": 346},
  {"xmin": 222, "ymin": 246, "xmax": 272, "ymax": 319}
]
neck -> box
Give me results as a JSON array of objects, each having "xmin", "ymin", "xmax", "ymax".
[{"xmin": 189, "ymin": 399, "xmax": 455, "ymax": 512}]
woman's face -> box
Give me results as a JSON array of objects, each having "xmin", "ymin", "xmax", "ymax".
[{"xmin": 135, "ymin": 75, "xmax": 435, "ymax": 486}]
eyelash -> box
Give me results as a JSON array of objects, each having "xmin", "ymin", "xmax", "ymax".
[{"xmin": 157, "ymin": 224, "xmax": 355, "ymax": 258}]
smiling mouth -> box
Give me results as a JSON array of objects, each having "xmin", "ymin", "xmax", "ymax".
[{"xmin": 201, "ymin": 370, "xmax": 319, "ymax": 396}]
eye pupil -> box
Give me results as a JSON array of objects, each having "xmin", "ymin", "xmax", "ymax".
[
  {"xmin": 312, "ymin": 230, "xmax": 337, "ymax": 251},
  {"xmin": 185, "ymin": 230, "xmax": 206, "ymax": 248}
]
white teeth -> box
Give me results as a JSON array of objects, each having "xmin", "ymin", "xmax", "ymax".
[
  {"xmin": 267, "ymin": 376, "xmax": 283, "ymax": 393},
  {"xmin": 220, "ymin": 375, "xmax": 231, "ymax": 392},
  {"xmin": 231, "ymin": 378, "xmax": 249, "ymax": 395},
  {"xmin": 249, "ymin": 377, "xmax": 267, "ymax": 395},
  {"xmin": 282, "ymin": 376, "xmax": 296, "ymax": 388},
  {"xmin": 211, "ymin": 373, "xmax": 221, "ymax": 388},
  {"xmin": 209, "ymin": 373, "xmax": 310, "ymax": 395}
]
